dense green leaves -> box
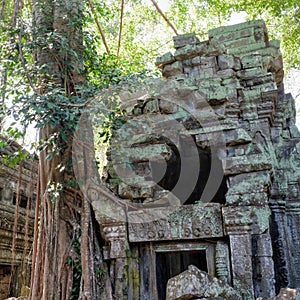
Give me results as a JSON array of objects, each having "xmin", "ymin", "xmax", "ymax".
[{"xmin": 0, "ymin": 0, "xmax": 300, "ymax": 157}]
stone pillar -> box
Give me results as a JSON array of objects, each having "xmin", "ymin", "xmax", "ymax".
[
  {"xmin": 216, "ymin": 241, "xmax": 231, "ymax": 284},
  {"xmin": 286, "ymin": 184, "xmax": 300, "ymax": 289},
  {"xmin": 229, "ymin": 233, "xmax": 254, "ymax": 300},
  {"xmin": 252, "ymin": 232, "xmax": 275, "ymax": 298},
  {"xmin": 223, "ymin": 208, "xmax": 254, "ymax": 300},
  {"xmin": 103, "ymin": 223, "xmax": 129, "ymax": 299},
  {"xmin": 269, "ymin": 198, "xmax": 290, "ymax": 290},
  {"xmin": 103, "ymin": 224, "xmax": 128, "ymax": 259},
  {"xmin": 223, "ymin": 205, "xmax": 276, "ymax": 299}
]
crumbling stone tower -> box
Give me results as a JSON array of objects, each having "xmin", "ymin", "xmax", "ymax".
[{"xmin": 83, "ymin": 20, "xmax": 300, "ymax": 300}]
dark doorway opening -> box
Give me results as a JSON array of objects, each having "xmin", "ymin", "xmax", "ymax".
[
  {"xmin": 13, "ymin": 192, "xmax": 28, "ymax": 208},
  {"xmin": 156, "ymin": 250, "xmax": 207, "ymax": 300},
  {"xmin": 150, "ymin": 143, "xmax": 227, "ymax": 205},
  {"xmin": 0, "ymin": 265, "xmax": 12, "ymax": 300}
]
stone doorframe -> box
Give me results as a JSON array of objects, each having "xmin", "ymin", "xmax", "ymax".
[{"xmin": 137, "ymin": 241, "xmax": 230, "ymax": 300}]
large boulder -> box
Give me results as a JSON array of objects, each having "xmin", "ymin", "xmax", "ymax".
[{"xmin": 166, "ymin": 265, "xmax": 241, "ymax": 300}]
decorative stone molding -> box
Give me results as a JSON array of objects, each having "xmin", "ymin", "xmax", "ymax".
[
  {"xmin": 215, "ymin": 241, "xmax": 231, "ymax": 284},
  {"xmin": 222, "ymin": 206, "xmax": 271, "ymax": 235},
  {"xmin": 102, "ymin": 224, "xmax": 128, "ymax": 259},
  {"xmin": 128, "ymin": 204, "xmax": 223, "ymax": 242}
]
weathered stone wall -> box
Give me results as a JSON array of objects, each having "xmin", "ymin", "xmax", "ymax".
[
  {"xmin": 0, "ymin": 140, "xmax": 37, "ymax": 298},
  {"xmin": 155, "ymin": 19, "xmax": 300, "ymax": 298},
  {"xmin": 1, "ymin": 19, "xmax": 299, "ymax": 300},
  {"xmin": 88, "ymin": 20, "xmax": 300, "ymax": 300}
]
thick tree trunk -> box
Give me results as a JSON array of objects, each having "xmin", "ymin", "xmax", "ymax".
[
  {"xmin": 31, "ymin": 126, "xmax": 77, "ymax": 300},
  {"xmin": 72, "ymin": 112, "xmax": 113, "ymax": 300},
  {"xmin": 29, "ymin": 0, "xmax": 108, "ymax": 299}
]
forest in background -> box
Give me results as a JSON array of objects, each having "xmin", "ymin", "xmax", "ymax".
[{"xmin": 0, "ymin": 1, "xmax": 300, "ymax": 299}]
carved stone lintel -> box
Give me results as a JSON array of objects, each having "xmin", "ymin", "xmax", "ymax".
[{"xmin": 128, "ymin": 204, "xmax": 223, "ymax": 242}]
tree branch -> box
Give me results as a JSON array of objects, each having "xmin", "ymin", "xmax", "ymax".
[
  {"xmin": 87, "ymin": 0, "xmax": 110, "ymax": 54},
  {"xmin": 12, "ymin": 0, "xmax": 24, "ymax": 26},
  {"xmin": 150, "ymin": 0, "xmax": 179, "ymax": 36},
  {"xmin": 117, "ymin": 0, "xmax": 125, "ymax": 58},
  {"xmin": 0, "ymin": 0, "xmax": 6, "ymax": 21}
]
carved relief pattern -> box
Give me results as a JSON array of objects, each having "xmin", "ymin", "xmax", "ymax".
[
  {"xmin": 216, "ymin": 241, "xmax": 231, "ymax": 284},
  {"xmin": 229, "ymin": 235, "xmax": 254, "ymax": 299},
  {"xmin": 128, "ymin": 204, "xmax": 223, "ymax": 242},
  {"xmin": 103, "ymin": 224, "xmax": 129, "ymax": 259}
]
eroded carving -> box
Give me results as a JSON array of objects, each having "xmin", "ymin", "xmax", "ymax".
[{"xmin": 128, "ymin": 204, "xmax": 223, "ymax": 242}]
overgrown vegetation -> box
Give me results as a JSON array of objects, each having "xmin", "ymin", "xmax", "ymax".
[
  {"xmin": 1, "ymin": 1, "xmax": 300, "ymax": 149},
  {"xmin": 0, "ymin": 0, "xmax": 299, "ymax": 299}
]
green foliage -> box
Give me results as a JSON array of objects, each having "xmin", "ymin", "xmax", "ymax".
[
  {"xmin": 0, "ymin": 126, "xmax": 32, "ymax": 167},
  {"xmin": 1, "ymin": 150, "xmax": 29, "ymax": 167},
  {"xmin": 168, "ymin": 0, "xmax": 230, "ymax": 36},
  {"xmin": 96, "ymin": 108, "xmax": 125, "ymax": 143},
  {"xmin": 125, "ymin": 248, "xmax": 132, "ymax": 258},
  {"xmin": 0, "ymin": 0, "xmax": 299, "ymax": 167}
]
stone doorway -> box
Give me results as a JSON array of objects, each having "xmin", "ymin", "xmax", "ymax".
[
  {"xmin": 156, "ymin": 250, "xmax": 208, "ymax": 300},
  {"xmin": 139, "ymin": 242, "xmax": 216, "ymax": 300}
]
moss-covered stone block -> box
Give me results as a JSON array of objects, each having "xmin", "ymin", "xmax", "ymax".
[
  {"xmin": 237, "ymin": 67, "xmax": 265, "ymax": 80},
  {"xmin": 223, "ymin": 154, "xmax": 272, "ymax": 175},
  {"xmin": 174, "ymin": 42, "xmax": 207, "ymax": 60},
  {"xmin": 241, "ymin": 54, "xmax": 263, "ymax": 69},
  {"xmin": 143, "ymin": 99, "xmax": 159, "ymax": 114},
  {"xmin": 125, "ymin": 144, "xmax": 172, "ymax": 162},
  {"xmin": 227, "ymin": 41, "xmax": 267, "ymax": 55},
  {"xmin": 173, "ymin": 32, "xmax": 199, "ymax": 49},
  {"xmin": 155, "ymin": 52, "xmax": 176, "ymax": 67},
  {"xmin": 208, "ymin": 20, "xmax": 266, "ymax": 38},
  {"xmin": 162, "ymin": 61, "xmax": 183, "ymax": 77},
  {"xmin": 224, "ymin": 128, "xmax": 252, "ymax": 146}
]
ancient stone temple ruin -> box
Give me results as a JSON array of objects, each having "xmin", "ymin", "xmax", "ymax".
[
  {"xmin": 0, "ymin": 141, "xmax": 37, "ymax": 299},
  {"xmin": 81, "ymin": 20, "xmax": 300, "ymax": 300}
]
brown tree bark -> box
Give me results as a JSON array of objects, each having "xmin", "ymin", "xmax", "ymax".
[
  {"xmin": 29, "ymin": 0, "xmax": 110, "ymax": 299},
  {"xmin": 73, "ymin": 114, "xmax": 113, "ymax": 300}
]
